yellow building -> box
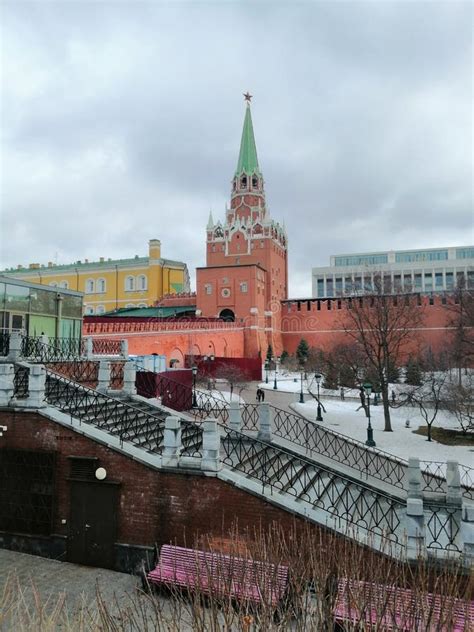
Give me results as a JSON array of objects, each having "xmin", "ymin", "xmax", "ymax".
[{"xmin": 1, "ymin": 239, "xmax": 190, "ymax": 315}]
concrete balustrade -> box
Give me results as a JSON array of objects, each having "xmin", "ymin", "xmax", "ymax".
[
  {"xmin": 0, "ymin": 363, "xmax": 15, "ymax": 406},
  {"xmin": 201, "ymin": 417, "xmax": 221, "ymax": 472},
  {"xmin": 162, "ymin": 415, "xmax": 182, "ymax": 467},
  {"xmin": 22, "ymin": 364, "xmax": 46, "ymax": 409},
  {"xmin": 83, "ymin": 336, "xmax": 94, "ymax": 359},
  {"xmin": 258, "ymin": 403, "xmax": 273, "ymax": 442},
  {"xmin": 405, "ymin": 497, "xmax": 426, "ymax": 559},
  {"xmin": 228, "ymin": 400, "xmax": 241, "ymax": 432},
  {"xmin": 120, "ymin": 339, "xmax": 129, "ymax": 359},
  {"xmin": 122, "ymin": 361, "xmax": 137, "ymax": 396},
  {"xmin": 97, "ymin": 360, "xmax": 111, "ymax": 394},
  {"xmin": 446, "ymin": 460, "xmax": 462, "ymax": 505},
  {"xmin": 461, "ymin": 504, "xmax": 474, "ymax": 562},
  {"xmin": 7, "ymin": 331, "xmax": 22, "ymax": 362},
  {"xmin": 405, "ymin": 457, "xmax": 423, "ymax": 500}
]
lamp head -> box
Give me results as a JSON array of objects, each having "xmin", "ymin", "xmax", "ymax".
[
  {"xmin": 363, "ymin": 381, "xmax": 372, "ymax": 396},
  {"xmin": 314, "ymin": 373, "xmax": 322, "ymax": 384},
  {"xmin": 191, "ymin": 365, "xmax": 198, "ymax": 376}
]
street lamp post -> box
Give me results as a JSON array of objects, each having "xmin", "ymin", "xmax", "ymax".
[
  {"xmin": 273, "ymin": 356, "xmax": 280, "ymax": 390},
  {"xmin": 191, "ymin": 365, "xmax": 198, "ymax": 407},
  {"xmin": 363, "ymin": 381, "xmax": 376, "ymax": 447},
  {"xmin": 299, "ymin": 359, "xmax": 306, "ymax": 404},
  {"xmin": 265, "ymin": 361, "xmax": 269, "ymax": 384},
  {"xmin": 314, "ymin": 373, "xmax": 323, "ymax": 421}
]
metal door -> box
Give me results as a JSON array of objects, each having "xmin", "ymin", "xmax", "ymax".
[{"xmin": 67, "ymin": 481, "xmax": 119, "ymax": 569}]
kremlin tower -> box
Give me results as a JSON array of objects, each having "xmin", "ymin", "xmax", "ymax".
[{"xmin": 196, "ymin": 95, "xmax": 287, "ymax": 357}]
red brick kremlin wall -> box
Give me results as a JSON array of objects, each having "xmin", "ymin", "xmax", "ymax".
[{"xmin": 83, "ymin": 293, "xmax": 460, "ymax": 362}]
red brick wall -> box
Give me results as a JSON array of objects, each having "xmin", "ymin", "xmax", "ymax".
[{"xmin": 0, "ymin": 410, "xmax": 313, "ymax": 549}]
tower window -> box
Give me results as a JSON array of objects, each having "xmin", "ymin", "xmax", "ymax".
[
  {"xmin": 240, "ymin": 175, "xmax": 247, "ymax": 189},
  {"xmin": 240, "ymin": 282, "xmax": 248, "ymax": 293},
  {"xmin": 252, "ymin": 175, "xmax": 258, "ymax": 188}
]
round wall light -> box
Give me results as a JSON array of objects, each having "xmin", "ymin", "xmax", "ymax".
[{"xmin": 95, "ymin": 467, "xmax": 107, "ymax": 481}]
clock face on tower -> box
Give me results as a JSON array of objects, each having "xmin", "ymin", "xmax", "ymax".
[{"xmin": 221, "ymin": 288, "xmax": 231, "ymax": 298}]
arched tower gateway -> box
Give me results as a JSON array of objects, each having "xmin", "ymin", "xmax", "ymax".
[{"xmin": 196, "ymin": 96, "xmax": 288, "ymax": 357}]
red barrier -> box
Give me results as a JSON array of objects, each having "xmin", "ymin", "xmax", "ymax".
[
  {"xmin": 185, "ymin": 356, "xmax": 262, "ymax": 382},
  {"xmin": 136, "ymin": 369, "xmax": 193, "ymax": 411}
]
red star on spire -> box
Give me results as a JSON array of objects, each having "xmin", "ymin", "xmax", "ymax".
[{"xmin": 243, "ymin": 92, "xmax": 253, "ymax": 102}]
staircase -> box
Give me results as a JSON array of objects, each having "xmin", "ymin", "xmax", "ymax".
[{"xmin": 2, "ymin": 334, "xmax": 471, "ymax": 561}]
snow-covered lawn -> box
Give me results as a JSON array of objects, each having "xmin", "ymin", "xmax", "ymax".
[
  {"xmin": 291, "ymin": 398, "xmax": 473, "ymax": 466},
  {"xmin": 199, "ymin": 389, "xmax": 245, "ymax": 405}
]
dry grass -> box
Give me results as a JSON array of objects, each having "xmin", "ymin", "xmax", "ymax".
[{"xmin": 0, "ymin": 524, "xmax": 472, "ymax": 631}]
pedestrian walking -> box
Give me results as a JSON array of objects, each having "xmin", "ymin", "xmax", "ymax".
[
  {"xmin": 260, "ymin": 388, "xmax": 265, "ymax": 402},
  {"xmin": 356, "ymin": 386, "xmax": 366, "ymax": 412},
  {"xmin": 340, "ymin": 386, "xmax": 345, "ymax": 401},
  {"xmin": 391, "ymin": 390, "xmax": 396, "ymax": 403}
]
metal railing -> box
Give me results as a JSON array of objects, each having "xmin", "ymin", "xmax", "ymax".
[
  {"xmin": 13, "ymin": 365, "xmax": 29, "ymax": 399},
  {"xmin": 0, "ymin": 331, "xmax": 10, "ymax": 356},
  {"xmin": 92, "ymin": 338, "xmax": 122, "ymax": 356},
  {"xmin": 142, "ymin": 371, "xmax": 474, "ymax": 500},
  {"xmin": 45, "ymin": 368, "xmax": 202, "ymax": 457},
  {"xmin": 220, "ymin": 423, "xmax": 404, "ymax": 546},
  {"xmin": 424, "ymin": 502, "xmax": 462, "ymax": 553}
]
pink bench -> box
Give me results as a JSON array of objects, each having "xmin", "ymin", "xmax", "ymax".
[
  {"xmin": 146, "ymin": 544, "xmax": 289, "ymax": 606},
  {"xmin": 334, "ymin": 578, "xmax": 473, "ymax": 631}
]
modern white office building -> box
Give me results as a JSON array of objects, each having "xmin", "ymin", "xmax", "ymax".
[{"xmin": 312, "ymin": 246, "xmax": 474, "ymax": 298}]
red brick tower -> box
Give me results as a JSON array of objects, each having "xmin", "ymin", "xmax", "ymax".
[{"xmin": 196, "ymin": 96, "xmax": 288, "ymax": 357}]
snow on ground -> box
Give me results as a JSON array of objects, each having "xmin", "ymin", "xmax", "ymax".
[
  {"xmin": 291, "ymin": 398, "xmax": 473, "ymax": 467},
  {"xmin": 201, "ymin": 390, "xmax": 245, "ymax": 404}
]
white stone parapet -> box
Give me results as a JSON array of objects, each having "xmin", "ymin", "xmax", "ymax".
[
  {"xmin": 461, "ymin": 503, "xmax": 474, "ymax": 562},
  {"xmin": 201, "ymin": 417, "xmax": 221, "ymax": 472},
  {"xmin": 258, "ymin": 403, "xmax": 273, "ymax": 442},
  {"xmin": 228, "ymin": 400, "xmax": 241, "ymax": 432},
  {"xmin": 120, "ymin": 339, "xmax": 129, "ymax": 359},
  {"xmin": 446, "ymin": 460, "xmax": 462, "ymax": 505},
  {"xmin": 22, "ymin": 364, "xmax": 46, "ymax": 409},
  {"xmin": 0, "ymin": 363, "xmax": 15, "ymax": 406},
  {"xmin": 405, "ymin": 457, "xmax": 423, "ymax": 500},
  {"xmin": 162, "ymin": 415, "xmax": 182, "ymax": 467},
  {"xmin": 405, "ymin": 497, "xmax": 426, "ymax": 559},
  {"xmin": 97, "ymin": 360, "xmax": 111, "ymax": 393},
  {"xmin": 7, "ymin": 332, "xmax": 22, "ymax": 362},
  {"xmin": 84, "ymin": 336, "xmax": 93, "ymax": 359},
  {"xmin": 122, "ymin": 361, "xmax": 137, "ymax": 396}
]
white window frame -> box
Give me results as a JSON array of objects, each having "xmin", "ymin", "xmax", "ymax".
[
  {"xmin": 125, "ymin": 276, "xmax": 135, "ymax": 291},
  {"xmin": 125, "ymin": 303, "xmax": 136, "ymax": 308},
  {"xmin": 138, "ymin": 303, "xmax": 148, "ymax": 308},
  {"xmin": 85, "ymin": 278, "xmax": 95, "ymax": 294},
  {"xmin": 97, "ymin": 277, "xmax": 106, "ymax": 293},
  {"xmin": 205, "ymin": 284, "xmax": 212, "ymax": 295},
  {"xmin": 137, "ymin": 274, "xmax": 147, "ymax": 290},
  {"xmin": 85, "ymin": 306, "xmax": 94, "ymax": 315},
  {"xmin": 240, "ymin": 282, "xmax": 248, "ymax": 293},
  {"xmin": 96, "ymin": 305, "xmax": 106, "ymax": 315},
  {"xmin": 59, "ymin": 280, "xmax": 69, "ymax": 289},
  {"xmin": 48, "ymin": 281, "xmax": 58, "ymax": 288}
]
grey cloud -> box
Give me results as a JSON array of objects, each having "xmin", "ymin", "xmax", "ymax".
[{"xmin": 1, "ymin": 1, "xmax": 472, "ymax": 297}]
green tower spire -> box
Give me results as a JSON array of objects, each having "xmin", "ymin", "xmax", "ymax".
[{"xmin": 235, "ymin": 103, "xmax": 261, "ymax": 177}]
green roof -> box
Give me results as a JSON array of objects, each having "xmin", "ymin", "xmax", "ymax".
[
  {"xmin": 235, "ymin": 104, "xmax": 261, "ymax": 176},
  {"xmin": 1, "ymin": 256, "xmax": 186, "ymax": 275},
  {"xmin": 102, "ymin": 305, "xmax": 195, "ymax": 318}
]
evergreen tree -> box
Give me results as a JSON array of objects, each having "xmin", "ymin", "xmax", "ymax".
[
  {"xmin": 296, "ymin": 339, "xmax": 310, "ymax": 366},
  {"xmin": 266, "ymin": 344, "xmax": 273, "ymax": 363},
  {"xmin": 280, "ymin": 350, "xmax": 289, "ymax": 365},
  {"xmin": 323, "ymin": 362, "xmax": 338, "ymax": 390},
  {"xmin": 387, "ymin": 359, "xmax": 400, "ymax": 383},
  {"xmin": 405, "ymin": 357, "xmax": 423, "ymax": 386}
]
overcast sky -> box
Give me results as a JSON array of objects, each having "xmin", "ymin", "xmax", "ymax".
[{"xmin": 1, "ymin": 0, "xmax": 472, "ymax": 298}]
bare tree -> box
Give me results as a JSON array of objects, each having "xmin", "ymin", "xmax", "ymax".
[
  {"xmin": 339, "ymin": 275, "xmax": 425, "ymax": 431},
  {"xmin": 402, "ymin": 370, "xmax": 448, "ymax": 441},
  {"xmin": 214, "ymin": 363, "xmax": 250, "ymax": 401},
  {"xmin": 443, "ymin": 370, "xmax": 474, "ymax": 435},
  {"xmin": 444, "ymin": 277, "xmax": 474, "ymax": 384}
]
